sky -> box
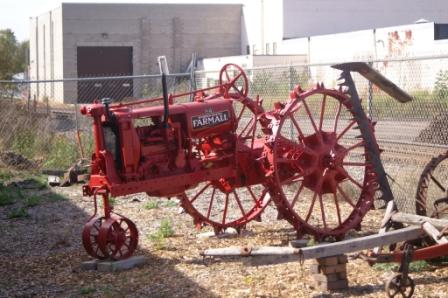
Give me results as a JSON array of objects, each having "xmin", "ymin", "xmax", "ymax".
[{"xmin": 0, "ymin": 0, "xmax": 245, "ymax": 42}]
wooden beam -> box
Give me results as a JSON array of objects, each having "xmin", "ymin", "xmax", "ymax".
[
  {"xmin": 202, "ymin": 226, "xmax": 424, "ymax": 260},
  {"xmin": 422, "ymin": 222, "xmax": 448, "ymax": 244},
  {"xmin": 392, "ymin": 212, "xmax": 448, "ymax": 230}
]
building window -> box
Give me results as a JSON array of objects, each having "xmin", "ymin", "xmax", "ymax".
[
  {"xmin": 252, "ymin": 44, "xmax": 257, "ymax": 55},
  {"xmin": 435, "ymin": 24, "xmax": 448, "ymax": 40},
  {"xmin": 266, "ymin": 43, "xmax": 270, "ymax": 55},
  {"xmin": 273, "ymin": 42, "xmax": 277, "ymax": 55}
]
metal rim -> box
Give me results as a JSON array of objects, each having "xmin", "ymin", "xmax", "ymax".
[
  {"xmin": 416, "ymin": 151, "xmax": 448, "ymax": 218},
  {"xmin": 82, "ymin": 216, "xmax": 109, "ymax": 260},
  {"xmin": 98, "ymin": 215, "xmax": 139, "ymax": 260},
  {"xmin": 269, "ymin": 87, "xmax": 378, "ymax": 240},
  {"xmin": 385, "ymin": 273, "xmax": 415, "ymax": 298}
]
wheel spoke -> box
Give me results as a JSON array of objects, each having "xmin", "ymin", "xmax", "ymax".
[
  {"xmin": 336, "ymin": 120, "xmax": 356, "ymax": 141},
  {"xmin": 342, "ymin": 140, "xmax": 365, "ymax": 154},
  {"xmin": 305, "ymin": 175, "xmax": 324, "ymax": 222},
  {"xmin": 290, "ymin": 115, "xmax": 306, "ymax": 140},
  {"xmin": 430, "ymin": 174, "xmax": 446, "ymax": 192},
  {"xmin": 247, "ymin": 186, "xmax": 258, "ymax": 203},
  {"xmin": 319, "ymin": 94, "xmax": 327, "ymax": 130},
  {"xmin": 333, "ymin": 192, "xmax": 342, "ymax": 225},
  {"xmin": 305, "ymin": 192, "xmax": 318, "ymax": 223},
  {"xmin": 233, "ymin": 191, "xmax": 246, "ymax": 217},
  {"xmin": 225, "ymin": 69, "xmax": 231, "ymax": 81},
  {"xmin": 222, "ymin": 193, "xmax": 229, "ymax": 224},
  {"xmin": 206, "ymin": 188, "xmax": 216, "ymax": 219},
  {"xmin": 230, "ymin": 72, "xmax": 243, "ymax": 84},
  {"xmin": 236, "ymin": 104, "xmax": 247, "ymax": 123},
  {"xmin": 290, "ymin": 183, "xmax": 304, "ymax": 208},
  {"xmin": 333, "ymin": 102, "xmax": 342, "ymax": 133},
  {"xmin": 190, "ymin": 182, "xmax": 212, "ymax": 204},
  {"xmin": 336, "ymin": 184, "xmax": 356, "ymax": 207},
  {"xmin": 239, "ymin": 117, "xmax": 254, "ymax": 137},
  {"xmin": 318, "ymin": 194, "xmax": 327, "ymax": 229},
  {"xmin": 281, "ymin": 173, "xmax": 304, "ymax": 185},
  {"xmin": 301, "ymin": 98, "xmax": 320, "ymax": 137},
  {"xmin": 337, "ymin": 167, "xmax": 363, "ymax": 189}
]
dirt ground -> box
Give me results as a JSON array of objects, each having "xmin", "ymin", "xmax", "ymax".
[{"xmin": 1, "ymin": 174, "xmax": 448, "ymax": 298}]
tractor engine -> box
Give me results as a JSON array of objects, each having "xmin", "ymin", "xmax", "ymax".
[{"xmin": 81, "ymin": 97, "xmax": 240, "ymax": 198}]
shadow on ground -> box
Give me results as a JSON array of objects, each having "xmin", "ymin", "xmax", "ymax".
[{"xmin": 0, "ymin": 175, "xmax": 216, "ymax": 297}]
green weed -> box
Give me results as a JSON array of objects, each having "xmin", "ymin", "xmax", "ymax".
[
  {"xmin": 148, "ymin": 219, "xmax": 175, "ymax": 250},
  {"xmin": 43, "ymin": 135, "xmax": 79, "ymax": 169},
  {"xmin": 25, "ymin": 195, "xmax": 42, "ymax": 207},
  {"xmin": 144, "ymin": 201, "xmax": 160, "ymax": 210},
  {"xmin": 162, "ymin": 200, "xmax": 178, "ymax": 208},
  {"xmin": 0, "ymin": 169, "xmax": 13, "ymax": 181},
  {"xmin": 372, "ymin": 260, "xmax": 429, "ymax": 272},
  {"xmin": 79, "ymin": 286, "xmax": 96, "ymax": 295},
  {"xmin": 7, "ymin": 207, "xmax": 28, "ymax": 219},
  {"xmin": 47, "ymin": 193, "xmax": 67, "ymax": 202},
  {"xmin": 0, "ymin": 188, "xmax": 14, "ymax": 206}
]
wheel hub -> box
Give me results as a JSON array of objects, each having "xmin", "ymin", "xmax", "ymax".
[{"xmin": 298, "ymin": 131, "xmax": 348, "ymax": 194}]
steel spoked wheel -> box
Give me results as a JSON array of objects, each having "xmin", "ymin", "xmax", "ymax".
[
  {"xmin": 416, "ymin": 151, "xmax": 448, "ymax": 219},
  {"xmin": 385, "ymin": 273, "xmax": 415, "ymax": 298},
  {"xmin": 82, "ymin": 216, "xmax": 109, "ymax": 260},
  {"xmin": 180, "ymin": 183, "xmax": 270, "ymax": 234},
  {"xmin": 269, "ymin": 87, "xmax": 378, "ymax": 240},
  {"xmin": 98, "ymin": 215, "xmax": 138, "ymax": 260},
  {"xmin": 180, "ymin": 95, "xmax": 270, "ymax": 234},
  {"xmin": 219, "ymin": 63, "xmax": 249, "ymax": 98}
]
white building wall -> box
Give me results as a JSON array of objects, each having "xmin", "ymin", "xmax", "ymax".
[
  {"xmin": 29, "ymin": 7, "xmax": 64, "ymax": 103},
  {"xmin": 276, "ymin": 22, "xmax": 448, "ymax": 92},
  {"xmin": 282, "ymin": 0, "xmax": 448, "ymax": 39}
]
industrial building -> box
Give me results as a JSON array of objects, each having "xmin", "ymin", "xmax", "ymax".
[
  {"xmin": 29, "ymin": 0, "xmax": 448, "ymax": 103},
  {"xmin": 29, "ymin": 3, "xmax": 242, "ymax": 103}
]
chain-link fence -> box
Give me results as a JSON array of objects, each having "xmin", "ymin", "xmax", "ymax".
[{"xmin": 1, "ymin": 55, "xmax": 448, "ymax": 214}]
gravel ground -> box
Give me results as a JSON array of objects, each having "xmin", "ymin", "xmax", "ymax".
[{"xmin": 1, "ymin": 181, "xmax": 448, "ymax": 298}]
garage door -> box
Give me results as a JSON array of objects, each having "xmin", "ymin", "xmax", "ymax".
[{"xmin": 77, "ymin": 46, "xmax": 133, "ymax": 103}]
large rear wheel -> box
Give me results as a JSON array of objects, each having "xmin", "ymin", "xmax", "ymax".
[{"xmin": 268, "ymin": 86, "xmax": 378, "ymax": 240}]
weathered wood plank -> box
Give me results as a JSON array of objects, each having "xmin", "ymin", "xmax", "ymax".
[
  {"xmin": 422, "ymin": 222, "xmax": 448, "ymax": 244},
  {"xmin": 392, "ymin": 212, "xmax": 448, "ymax": 230},
  {"xmin": 202, "ymin": 226, "xmax": 424, "ymax": 260}
]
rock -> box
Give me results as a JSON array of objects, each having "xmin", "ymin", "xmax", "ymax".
[{"xmin": 48, "ymin": 175, "xmax": 61, "ymax": 187}]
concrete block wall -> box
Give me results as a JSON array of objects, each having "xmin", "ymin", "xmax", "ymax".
[{"xmin": 30, "ymin": 3, "xmax": 242, "ymax": 103}]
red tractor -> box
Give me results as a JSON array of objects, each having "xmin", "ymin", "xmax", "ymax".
[{"xmin": 80, "ymin": 63, "xmax": 411, "ymax": 260}]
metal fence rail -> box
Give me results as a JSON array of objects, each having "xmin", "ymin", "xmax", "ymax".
[{"xmin": 1, "ymin": 55, "xmax": 448, "ymax": 214}]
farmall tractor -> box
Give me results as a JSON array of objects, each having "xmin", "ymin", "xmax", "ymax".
[{"xmin": 80, "ymin": 63, "xmax": 411, "ymax": 260}]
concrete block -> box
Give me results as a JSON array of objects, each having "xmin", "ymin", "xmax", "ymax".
[
  {"xmin": 309, "ymin": 263, "xmax": 320, "ymax": 274},
  {"xmin": 338, "ymin": 255, "xmax": 348, "ymax": 264},
  {"xmin": 289, "ymin": 239, "xmax": 309, "ymax": 248},
  {"xmin": 97, "ymin": 256, "xmax": 146, "ymax": 272},
  {"xmin": 81, "ymin": 259, "xmax": 98, "ymax": 271},
  {"xmin": 320, "ymin": 264, "xmax": 347, "ymax": 275},
  {"xmin": 312, "ymin": 273, "xmax": 340, "ymax": 282},
  {"xmin": 314, "ymin": 279, "xmax": 348, "ymax": 291},
  {"xmin": 317, "ymin": 256, "xmax": 339, "ymax": 266}
]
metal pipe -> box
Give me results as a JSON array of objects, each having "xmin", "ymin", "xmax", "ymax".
[{"xmin": 162, "ymin": 73, "xmax": 169, "ymax": 128}]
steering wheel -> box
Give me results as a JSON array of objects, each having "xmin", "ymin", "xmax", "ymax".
[{"xmin": 219, "ymin": 63, "xmax": 249, "ymax": 98}]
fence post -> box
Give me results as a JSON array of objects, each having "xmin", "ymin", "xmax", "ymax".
[
  {"xmin": 289, "ymin": 65, "xmax": 295, "ymax": 91},
  {"xmin": 367, "ymin": 61, "xmax": 374, "ymax": 120},
  {"xmin": 27, "ymin": 86, "xmax": 31, "ymax": 112},
  {"xmin": 189, "ymin": 67, "xmax": 197, "ymax": 102}
]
